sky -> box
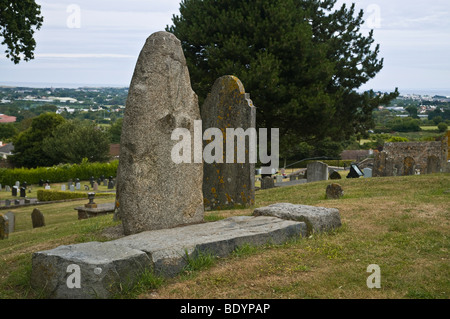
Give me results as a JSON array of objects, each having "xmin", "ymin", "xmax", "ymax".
[{"xmin": 0, "ymin": 0, "xmax": 449, "ymax": 95}]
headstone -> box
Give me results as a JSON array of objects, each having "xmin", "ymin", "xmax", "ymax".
[
  {"xmin": 70, "ymin": 185, "xmax": 75, "ymax": 192},
  {"xmin": 20, "ymin": 187, "xmax": 26, "ymax": 198},
  {"xmin": 93, "ymin": 182, "xmax": 99, "ymax": 191},
  {"xmin": 5, "ymin": 185, "xmax": 10, "ymax": 192},
  {"xmin": 90, "ymin": 177, "xmax": 95, "ymax": 188},
  {"xmin": 363, "ymin": 168, "xmax": 373, "ymax": 178},
  {"xmin": 261, "ymin": 176, "xmax": 275, "ymax": 190},
  {"xmin": 14, "ymin": 199, "xmax": 20, "ymax": 205},
  {"xmin": 426, "ymin": 156, "xmax": 440, "ymax": 174},
  {"xmin": 22, "ymin": 181, "xmax": 27, "ymax": 189},
  {"xmin": 61, "ymin": 184, "xmax": 66, "ymax": 191},
  {"xmin": 15, "ymin": 181, "xmax": 20, "ymax": 188},
  {"xmin": 326, "ymin": 183, "xmax": 344, "ymax": 199},
  {"xmin": 76, "ymin": 182, "xmax": 81, "ymax": 190},
  {"xmin": 347, "ymin": 164, "xmax": 364, "ymax": 179},
  {"xmin": 31, "ymin": 208, "xmax": 45, "ymax": 228},
  {"xmin": 97, "ymin": 178, "xmax": 102, "ymax": 186},
  {"xmin": 68, "ymin": 179, "xmax": 73, "ymax": 188},
  {"xmin": 45, "ymin": 185, "xmax": 51, "ymax": 190},
  {"xmin": 307, "ymin": 161, "xmax": 329, "ymax": 183},
  {"xmin": 107, "ymin": 180, "xmax": 114, "ymax": 190},
  {"xmin": 115, "ymin": 31, "xmax": 204, "ymax": 235},
  {"xmin": 290, "ymin": 175, "xmax": 296, "ymax": 181},
  {"xmin": 0, "ymin": 214, "xmax": 9, "ymax": 239},
  {"xmin": 103, "ymin": 180, "xmax": 107, "ymax": 187},
  {"xmin": 5, "ymin": 199, "xmax": 10, "ymax": 206},
  {"xmin": 201, "ymin": 75, "xmax": 256, "ymax": 210},
  {"xmin": 101, "ymin": 175, "xmax": 105, "ymax": 182},
  {"xmin": 329, "ymin": 170, "xmax": 342, "ymax": 180},
  {"xmin": 12, "ymin": 186, "xmax": 17, "ymax": 197},
  {"xmin": 5, "ymin": 211, "xmax": 15, "ymax": 233},
  {"xmin": 25, "ymin": 198, "xmax": 31, "ymax": 204},
  {"xmin": 276, "ymin": 175, "xmax": 283, "ymax": 184},
  {"xmin": 84, "ymin": 185, "xmax": 90, "ymax": 191}
]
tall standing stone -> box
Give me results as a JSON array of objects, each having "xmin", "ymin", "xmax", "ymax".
[
  {"xmin": 116, "ymin": 31, "xmax": 204, "ymax": 235},
  {"xmin": 201, "ymin": 76, "xmax": 256, "ymax": 210},
  {"xmin": 5, "ymin": 211, "xmax": 15, "ymax": 233}
]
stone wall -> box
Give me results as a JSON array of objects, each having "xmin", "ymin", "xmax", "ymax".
[{"xmin": 373, "ymin": 136, "xmax": 448, "ymax": 177}]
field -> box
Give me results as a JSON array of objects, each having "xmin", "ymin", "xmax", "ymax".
[{"xmin": 0, "ymin": 174, "xmax": 449, "ymax": 299}]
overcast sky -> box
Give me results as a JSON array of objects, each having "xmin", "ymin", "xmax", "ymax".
[{"xmin": 0, "ymin": 0, "xmax": 449, "ymax": 95}]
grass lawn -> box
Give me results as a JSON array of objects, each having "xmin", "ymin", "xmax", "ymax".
[{"xmin": 0, "ymin": 174, "xmax": 449, "ymax": 299}]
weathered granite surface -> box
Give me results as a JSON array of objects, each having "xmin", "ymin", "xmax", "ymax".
[{"xmin": 31, "ymin": 216, "xmax": 306, "ymax": 298}]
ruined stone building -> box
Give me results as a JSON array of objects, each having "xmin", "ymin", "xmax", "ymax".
[{"xmin": 373, "ymin": 135, "xmax": 449, "ymax": 177}]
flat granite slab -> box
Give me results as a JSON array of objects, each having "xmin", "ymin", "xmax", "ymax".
[{"xmin": 31, "ymin": 216, "xmax": 307, "ymax": 299}]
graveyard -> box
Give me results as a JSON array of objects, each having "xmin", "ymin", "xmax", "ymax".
[
  {"xmin": 0, "ymin": 171, "xmax": 448, "ymax": 299},
  {"xmin": 0, "ymin": 29, "xmax": 449, "ymax": 301}
]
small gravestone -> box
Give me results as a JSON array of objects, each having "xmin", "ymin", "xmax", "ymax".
[
  {"xmin": 363, "ymin": 168, "xmax": 373, "ymax": 178},
  {"xmin": 61, "ymin": 184, "xmax": 66, "ymax": 191},
  {"xmin": 5, "ymin": 185, "xmax": 10, "ymax": 192},
  {"xmin": 45, "ymin": 185, "xmax": 51, "ymax": 190},
  {"xmin": 307, "ymin": 162, "xmax": 329, "ymax": 183},
  {"xmin": 326, "ymin": 184, "xmax": 344, "ymax": 199},
  {"xmin": 290, "ymin": 175, "xmax": 296, "ymax": 181},
  {"xmin": 31, "ymin": 208, "xmax": 45, "ymax": 228},
  {"xmin": 5, "ymin": 212, "xmax": 15, "ymax": 233},
  {"xmin": 329, "ymin": 171, "xmax": 342, "ymax": 180},
  {"xmin": 14, "ymin": 199, "xmax": 20, "ymax": 205},
  {"xmin": 22, "ymin": 181, "xmax": 27, "ymax": 189},
  {"xmin": 76, "ymin": 182, "xmax": 81, "ymax": 190},
  {"xmin": 90, "ymin": 177, "xmax": 95, "ymax": 188},
  {"xmin": 347, "ymin": 164, "xmax": 364, "ymax": 179},
  {"xmin": 261, "ymin": 176, "xmax": 275, "ymax": 190},
  {"xmin": 97, "ymin": 178, "xmax": 102, "ymax": 185},
  {"xmin": 70, "ymin": 185, "xmax": 75, "ymax": 192},
  {"xmin": 276, "ymin": 176, "xmax": 283, "ymax": 184},
  {"xmin": 25, "ymin": 198, "xmax": 31, "ymax": 204},
  {"xmin": 84, "ymin": 185, "xmax": 90, "ymax": 191},
  {"xmin": 5, "ymin": 199, "xmax": 10, "ymax": 206},
  {"xmin": 103, "ymin": 180, "xmax": 107, "ymax": 187},
  {"xmin": 20, "ymin": 187, "xmax": 26, "ymax": 198},
  {"xmin": 68, "ymin": 179, "xmax": 73, "ymax": 188},
  {"xmin": 93, "ymin": 182, "xmax": 99, "ymax": 191},
  {"xmin": 0, "ymin": 214, "xmax": 9, "ymax": 239},
  {"xmin": 15, "ymin": 181, "xmax": 20, "ymax": 188},
  {"xmin": 12, "ymin": 186, "xmax": 17, "ymax": 197},
  {"xmin": 107, "ymin": 180, "xmax": 114, "ymax": 190}
]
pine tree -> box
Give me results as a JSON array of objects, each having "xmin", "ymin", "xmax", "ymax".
[{"xmin": 167, "ymin": 0, "xmax": 398, "ymax": 158}]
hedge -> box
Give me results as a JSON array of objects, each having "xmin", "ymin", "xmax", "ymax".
[
  {"xmin": 37, "ymin": 190, "xmax": 116, "ymax": 202},
  {"xmin": 0, "ymin": 161, "xmax": 118, "ymax": 186}
]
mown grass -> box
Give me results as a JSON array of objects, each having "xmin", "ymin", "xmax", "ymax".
[{"xmin": 0, "ymin": 173, "xmax": 449, "ymax": 299}]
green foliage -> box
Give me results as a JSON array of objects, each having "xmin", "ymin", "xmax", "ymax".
[
  {"xmin": 9, "ymin": 113, "xmax": 66, "ymax": 168},
  {"xmin": 0, "ymin": 160, "xmax": 118, "ymax": 186},
  {"xmin": 167, "ymin": 0, "xmax": 398, "ymax": 156},
  {"xmin": 386, "ymin": 136, "xmax": 409, "ymax": 143},
  {"xmin": 37, "ymin": 189, "xmax": 114, "ymax": 202},
  {"xmin": 108, "ymin": 118, "xmax": 123, "ymax": 143},
  {"xmin": 0, "ymin": 0, "xmax": 44, "ymax": 63},
  {"xmin": 0, "ymin": 123, "xmax": 18, "ymax": 140},
  {"xmin": 437, "ymin": 122, "xmax": 448, "ymax": 133},
  {"xmin": 387, "ymin": 117, "xmax": 421, "ymax": 132},
  {"xmin": 41, "ymin": 120, "xmax": 111, "ymax": 164}
]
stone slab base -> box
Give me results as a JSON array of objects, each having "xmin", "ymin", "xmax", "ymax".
[{"xmin": 31, "ymin": 216, "xmax": 306, "ymax": 299}]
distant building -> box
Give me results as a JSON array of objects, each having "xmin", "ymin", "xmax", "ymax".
[
  {"xmin": 0, "ymin": 142, "xmax": 14, "ymax": 159},
  {"xmin": 0, "ymin": 114, "xmax": 17, "ymax": 123}
]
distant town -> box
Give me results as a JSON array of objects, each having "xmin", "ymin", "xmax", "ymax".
[{"xmin": 0, "ymin": 86, "xmax": 449, "ymax": 124}]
